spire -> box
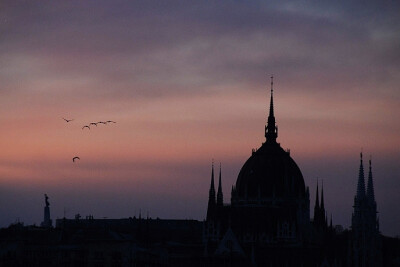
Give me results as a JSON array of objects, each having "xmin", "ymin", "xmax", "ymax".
[
  {"xmin": 209, "ymin": 161, "xmax": 216, "ymax": 201},
  {"xmin": 314, "ymin": 179, "xmax": 320, "ymax": 224},
  {"xmin": 207, "ymin": 161, "xmax": 216, "ymax": 220},
  {"xmin": 315, "ymin": 179, "xmax": 320, "ymax": 209},
  {"xmin": 265, "ymin": 75, "xmax": 278, "ymax": 143},
  {"xmin": 217, "ymin": 163, "xmax": 223, "ymax": 206},
  {"xmin": 367, "ymin": 157, "xmax": 375, "ymax": 203},
  {"xmin": 357, "ymin": 152, "xmax": 366, "ymax": 199},
  {"xmin": 269, "ymin": 76, "xmax": 274, "ymax": 118},
  {"xmin": 320, "ymin": 180, "xmax": 325, "ymax": 212}
]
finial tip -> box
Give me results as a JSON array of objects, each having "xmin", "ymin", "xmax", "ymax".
[{"xmin": 270, "ymin": 75, "xmax": 274, "ymax": 92}]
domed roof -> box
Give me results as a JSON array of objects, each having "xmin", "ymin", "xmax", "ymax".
[
  {"xmin": 234, "ymin": 142, "xmax": 306, "ymax": 200},
  {"xmin": 233, "ymin": 78, "xmax": 306, "ymax": 201}
]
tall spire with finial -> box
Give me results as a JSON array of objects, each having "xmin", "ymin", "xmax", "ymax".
[
  {"xmin": 265, "ymin": 75, "xmax": 278, "ymax": 143},
  {"xmin": 269, "ymin": 75, "xmax": 274, "ymax": 118},
  {"xmin": 217, "ymin": 163, "xmax": 223, "ymax": 206},
  {"xmin": 367, "ymin": 156, "xmax": 375, "ymax": 203},
  {"xmin": 356, "ymin": 152, "xmax": 366, "ymax": 199}
]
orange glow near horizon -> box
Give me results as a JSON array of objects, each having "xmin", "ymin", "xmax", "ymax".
[{"xmin": 1, "ymin": 88, "xmax": 398, "ymax": 182}]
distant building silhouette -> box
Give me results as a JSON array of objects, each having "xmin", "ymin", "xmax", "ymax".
[{"xmin": 350, "ymin": 154, "xmax": 382, "ymax": 266}]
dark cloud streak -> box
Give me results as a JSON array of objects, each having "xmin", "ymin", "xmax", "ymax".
[{"xmin": 2, "ymin": 0, "xmax": 399, "ymax": 99}]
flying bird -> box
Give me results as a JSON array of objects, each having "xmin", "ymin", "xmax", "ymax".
[
  {"xmin": 72, "ymin": 157, "xmax": 80, "ymax": 162},
  {"xmin": 106, "ymin": 120, "xmax": 116, "ymax": 123},
  {"xmin": 62, "ymin": 117, "xmax": 74, "ymax": 122},
  {"xmin": 97, "ymin": 121, "xmax": 107, "ymax": 125},
  {"xmin": 82, "ymin": 125, "xmax": 90, "ymax": 130},
  {"xmin": 89, "ymin": 122, "xmax": 98, "ymax": 127}
]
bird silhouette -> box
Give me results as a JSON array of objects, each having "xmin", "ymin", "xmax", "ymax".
[
  {"xmin": 89, "ymin": 122, "xmax": 98, "ymax": 127},
  {"xmin": 82, "ymin": 125, "xmax": 90, "ymax": 130},
  {"xmin": 72, "ymin": 157, "xmax": 80, "ymax": 162},
  {"xmin": 97, "ymin": 121, "xmax": 107, "ymax": 125},
  {"xmin": 106, "ymin": 120, "xmax": 116, "ymax": 123},
  {"xmin": 62, "ymin": 117, "xmax": 74, "ymax": 122}
]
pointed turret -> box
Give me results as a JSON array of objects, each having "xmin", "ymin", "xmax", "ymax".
[
  {"xmin": 217, "ymin": 163, "xmax": 223, "ymax": 206},
  {"xmin": 209, "ymin": 162, "xmax": 216, "ymax": 201},
  {"xmin": 351, "ymin": 152, "xmax": 381, "ymax": 266},
  {"xmin": 315, "ymin": 180, "xmax": 320, "ymax": 209},
  {"xmin": 321, "ymin": 180, "xmax": 325, "ymax": 212},
  {"xmin": 366, "ymin": 157, "xmax": 378, "ymax": 233},
  {"xmin": 265, "ymin": 76, "xmax": 278, "ymax": 143},
  {"xmin": 357, "ymin": 152, "xmax": 366, "ymax": 199},
  {"xmin": 207, "ymin": 162, "xmax": 216, "ymax": 220},
  {"xmin": 321, "ymin": 181, "xmax": 328, "ymax": 228},
  {"xmin": 367, "ymin": 158, "xmax": 375, "ymax": 204},
  {"xmin": 313, "ymin": 180, "xmax": 320, "ymax": 224}
]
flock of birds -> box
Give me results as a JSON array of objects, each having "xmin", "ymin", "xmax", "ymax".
[
  {"xmin": 81, "ymin": 120, "xmax": 116, "ymax": 130},
  {"xmin": 62, "ymin": 117, "xmax": 116, "ymax": 162}
]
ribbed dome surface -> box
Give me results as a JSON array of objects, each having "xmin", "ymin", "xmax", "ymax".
[{"xmin": 235, "ymin": 142, "xmax": 305, "ymax": 200}]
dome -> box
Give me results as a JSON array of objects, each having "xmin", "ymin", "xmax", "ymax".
[
  {"xmin": 232, "ymin": 78, "xmax": 306, "ymax": 203},
  {"xmin": 234, "ymin": 141, "xmax": 306, "ymax": 200}
]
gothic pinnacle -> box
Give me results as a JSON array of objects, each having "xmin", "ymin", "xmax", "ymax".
[
  {"xmin": 356, "ymin": 152, "xmax": 366, "ymax": 199},
  {"xmin": 265, "ymin": 75, "xmax": 278, "ymax": 143}
]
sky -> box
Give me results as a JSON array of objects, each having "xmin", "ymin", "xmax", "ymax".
[{"xmin": 0, "ymin": 0, "xmax": 399, "ymax": 236}]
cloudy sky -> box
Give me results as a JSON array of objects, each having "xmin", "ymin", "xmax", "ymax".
[{"xmin": 1, "ymin": 0, "xmax": 399, "ymax": 236}]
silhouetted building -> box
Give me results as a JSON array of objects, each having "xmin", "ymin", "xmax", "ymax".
[
  {"xmin": 204, "ymin": 78, "xmax": 337, "ymax": 266},
  {"xmin": 350, "ymin": 154, "xmax": 382, "ymax": 266}
]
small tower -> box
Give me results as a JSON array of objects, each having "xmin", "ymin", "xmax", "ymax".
[
  {"xmin": 366, "ymin": 158, "xmax": 380, "ymax": 263},
  {"xmin": 206, "ymin": 162, "xmax": 216, "ymax": 220},
  {"xmin": 41, "ymin": 194, "xmax": 52, "ymax": 228},
  {"xmin": 321, "ymin": 180, "xmax": 326, "ymax": 228},
  {"xmin": 217, "ymin": 163, "xmax": 223, "ymax": 206},
  {"xmin": 320, "ymin": 181, "xmax": 325, "ymax": 213},
  {"xmin": 313, "ymin": 180, "xmax": 320, "ymax": 224},
  {"xmin": 313, "ymin": 179, "xmax": 328, "ymax": 230},
  {"xmin": 351, "ymin": 153, "xmax": 382, "ymax": 267},
  {"xmin": 367, "ymin": 158, "xmax": 376, "ymax": 210},
  {"xmin": 356, "ymin": 153, "xmax": 366, "ymax": 200}
]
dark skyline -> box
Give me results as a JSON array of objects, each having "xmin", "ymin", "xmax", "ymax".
[{"xmin": 0, "ymin": 1, "xmax": 399, "ymax": 237}]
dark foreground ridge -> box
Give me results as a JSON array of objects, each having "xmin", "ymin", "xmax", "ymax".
[{"xmin": 1, "ymin": 217, "xmax": 399, "ymax": 266}]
